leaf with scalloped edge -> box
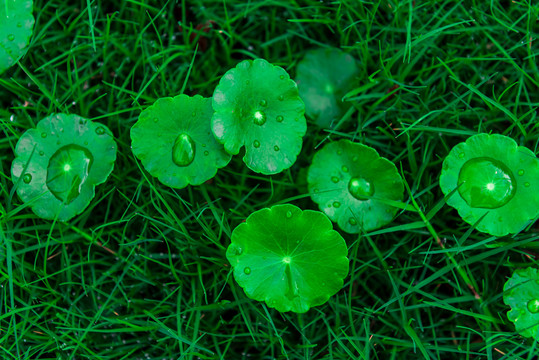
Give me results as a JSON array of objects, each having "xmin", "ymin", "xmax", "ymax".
[{"xmin": 0, "ymin": 0, "xmax": 34, "ymax": 74}]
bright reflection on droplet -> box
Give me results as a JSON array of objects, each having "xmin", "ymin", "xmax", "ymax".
[
  {"xmin": 255, "ymin": 111, "xmax": 263, "ymax": 120},
  {"xmin": 63, "ymin": 164, "xmax": 71, "ymax": 172},
  {"xmin": 486, "ymin": 183, "xmax": 495, "ymax": 191},
  {"xmin": 282, "ymin": 256, "xmax": 291, "ymax": 264}
]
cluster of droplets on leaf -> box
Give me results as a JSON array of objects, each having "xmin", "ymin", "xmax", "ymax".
[{"xmin": 457, "ymin": 157, "xmax": 516, "ymax": 209}]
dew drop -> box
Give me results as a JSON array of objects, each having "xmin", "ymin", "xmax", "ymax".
[
  {"xmin": 244, "ymin": 267, "xmax": 251, "ymax": 275},
  {"xmin": 7, "ymin": 34, "xmax": 15, "ymax": 41},
  {"xmin": 192, "ymin": 112, "xmax": 196, "ymax": 117},
  {"xmin": 331, "ymin": 176, "xmax": 339, "ymax": 183},
  {"xmin": 349, "ymin": 218, "xmax": 357, "ymax": 226},
  {"xmin": 153, "ymin": 118, "xmax": 158, "ymax": 123},
  {"xmin": 527, "ymin": 299, "xmax": 539, "ymax": 313},
  {"xmin": 95, "ymin": 127, "xmax": 105, "ymax": 135},
  {"xmin": 274, "ymin": 145, "xmax": 279, "ymax": 151},
  {"xmin": 337, "ymin": 150, "xmax": 343, "ymax": 155},
  {"xmin": 172, "ymin": 133, "xmax": 196, "ymax": 167},
  {"xmin": 333, "ymin": 201, "xmax": 341, "ymax": 208},
  {"xmin": 352, "ymin": 156, "xmax": 358, "ymax": 162},
  {"xmin": 39, "ymin": 151, "xmax": 44, "ymax": 156},
  {"xmin": 276, "ymin": 115, "xmax": 284, "ymax": 122},
  {"xmin": 253, "ymin": 111, "xmax": 266, "ymax": 126},
  {"xmin": 524, "ymin": 182, "xmax": 530, "ymax": 187},
  {"xmin": 286, "ymin": 211, "xmax": 292, "ymax": 218},
  {"xmin": 458, "ymin": 152, "xmax": 465, "ymax": 159},
  {"xmin": 279, "ymin": 75, "xmax": 285, "ymax": 80},
  {"xmin": 457, "ymin": 157, "xmax": 516, "ymax": 209},
  {"xmin": 348, "ymin": 177, "xmax": 374, "ymax": 200},
  {"xmin": 321, "ymin": 282, "xmax": 326, "ymax": 286},
  {"xmin": 235, "ymin": 247, "xmax": 243, "ymax": 255},
  {"xmin": 204, "ymin": 151, "xmax": 209, "ymax": 156},
  {"xmin": 253, "ymin": 140, "xmax": 261, "ymax": 148},
  {"xmin": 518, "ymin": 169, "xmax": 524, "ymax": 176},
  {"xmin": 259, "ymin": 99, "xmax": 267, "ymax": 107},
  {"xmin": 342, "ymin": 165, "xmax": 349, "ymax": 173},
  {"xmin": 17, "ymin": 22, "xmax": 22, "ymax": 28},
  {"xmin": 278, "ymin": 95, "xmax": 284, "ymax": 101},
  {"xmin": 41, "ymin": 132, "xmax": 47, "ymax": 138},
  {"xmin": 23, "ymin": 174, "xmax": 32, "ymax": 184}
]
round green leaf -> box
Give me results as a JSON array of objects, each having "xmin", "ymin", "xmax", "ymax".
[
  {"xmin": 308, "ymin": 139, "xmax": 404, "ymax": 233},
  {"xmin": 0, "ymin": 0, "xmax": 34, "ymax": 74},
  {"xmin": 295, "ymin": 48, "xmax": 360, "ymax": 128},
  {"xmin": 504, "ymin": 267, "xmax": 539, "ymax": 340},
  {"xmin": 226, "ymin": 204, "xmax": 349, "ymax": 313},
  {"xmin": 11, "ymin": 113, "xmax": 117, "ymax": 221},
  {"xmin": 439, "ymin": 133, "xmax": 539, "ymax": 236},
  {"xmin": 212, "ymin": 59, "xmax": 307, "ymax": 175},
  {"xmin": 130, "ymin": 94, "xmax": 232, "ymax": 189}
]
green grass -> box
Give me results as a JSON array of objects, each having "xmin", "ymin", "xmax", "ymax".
[{"xmin": 1, "ymin": 0, "xmax": 539, "ymax": 359}]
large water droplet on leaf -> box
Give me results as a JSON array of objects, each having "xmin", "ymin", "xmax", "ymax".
[
  {"xmin": 46, "ymin": 145, "xmax": 93, "ymax": 204},
  {"xmin": 527, "ymin": 299, "xmax": 539, "ymax": 313},
  {"xmin": 172, "ymin": 133, "xmax": 196, "ymax": 167},
  {"xmin": 348, "ymin": 177, "xmax": 374, "ymax": 200},
  {"xmin": 457, "ymin": 157, "xmax": 516, "ymax": 209}
]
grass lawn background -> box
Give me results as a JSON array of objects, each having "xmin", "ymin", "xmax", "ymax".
[{"xmin": 1, "ymin": 0, "xmax": 539, "ymax": 359}]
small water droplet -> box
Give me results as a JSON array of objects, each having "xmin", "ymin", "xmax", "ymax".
[
  {"xmin": 253, "ymin": 140, "xmax": 261, "ymax": 148},
  {"xmin": 321, "ymin": 282, "xmax": 326, "ymax": 286},
  {"xmin": 153, "ymin": 118, "xmax": 158, "ymax": 123},
  {"xmin": 172, "ymin": 133, "xmax": 196, "ymax": 167},
  {"xmin": 528, "ymin": 299, "xmax": 539, "ymax": 313},
  {"xmin": 331, "ymin": 176, "xmax": 339, "ymax": 183},
  {"xmin": 333, "ymin": 201, "xmax": 341, "ymax": 208},
  {"xmin": 342, "ymin": 166, "xmax": 349, "ymax": 173},
  {"xmin": 201, "ymin": 143, "xmax": 206, "ymax": 147},
  {"xmin": 337, "ymin": 150, "xmax": 343, "ymax": 155},
  {"xmin": 23, "ymin": 174, "xmax": 32, "ymax": 184},
  {"xmin": 204, "ymin": 151, "xmax": 209, "ymax": 156},
  {"xmin": 518, "ymin": 169, "xmax": 524, "ymax": 176},
  {"xmin": 244, "ymin": 267, "xmax": 251, "ymax": 275},
  {"xmin": 7, "ymin": 34, "xmax": 15, "ymax": 41},
  {"xmin": 274, "ymin": 145, "xmax": 279, "ymax": 151},
  {"xmin": 349, "ymin": 218, "xmax": 357, "ymax": 225},
  {"xmin": 278, "ymin": 95, "xmax": 284, "ymax": 101},
  {"xmin": 279, "ymin": 75, "xmax": 285, "ymax": 80},
  {"xmin": 95, "ymin": 127, "xmax": 105, "ymax": 135},
  {"xmin": 352, "ymin": 156, "xmax": 358, "ymax": 162},
  {"xmin": 313, "ymin": 188, "xmax": 319, "ymax": 193},
  {"xmin": 457, "ymin": 157, "xmax": 515, "ymax": 209},
  {"xmin": 524, "ymin": 182, "xmax": 530, "ymax": 187},
  {"xmin": 17, "ymin": 22, "xmax": 22, "ymax": 28},
  {"xmin": 286, "ymin": 211, "xmax": 292, "ymax": 218},
  {"xmin": 458, "ymin": 152, "xmax": 465, "ymax": 158},
  {"xmin": 235, "ymin": 247, "xmax": 243, "ymax": 255},
  {"xmin": 41, "ymin": 132, "xmax": 47, "ymax": 138},
  {"xmin": 39, "ymin": 151, "xmax": 44, "ymax": 156},
  {"xmin": 192, "ymin": 112, "xmax": 196, "ymax": 117},
  {"xmin": 276, "ymin": 115, "xmax": 284, "ymax": 122},
  {"xmin": 259, "ymin": 99, "xmax": 267, "ymax": 107}
]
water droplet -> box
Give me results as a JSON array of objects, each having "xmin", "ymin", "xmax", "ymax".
[
  {"xmin": 313, "ymin": 188, "xmax": 319, "ymax": 193},
  {"xmin": 7, "ymin": 34, "xmax": 15, "ymax": 41},
  {"xmin": 528, "ymin": 299, "xmax": 539, "ymax": 313},
  {"xmin": 153, "ymin": 118, "xmax": 158, "ymax": 123},
  {"xmin": 524, "ymin": 182, "xmax": 530, "ymax": 187},
  {"xmin": 172, "ymin": 133, "xmax": 196, "ymax": 167},
  {"xmin": 17, "ymin": 22, "xmax": 22, "ymax": 28},
  {"xmin": 331, "ymin": 176, "xmax": 339, "ymax": 183},
  {"xmin": 46, "ymin": 145, "xmax": 93, "ymax": 204},
  {"xmin": 23, "ymin": 174, "xmax": 32, "ymax": 184},
  {"xmin": 333, "ymin": 201, "xmax": 341, "ymax": 208},
  {"xmin": 201, "ymin": 143, "xmax": 206, "ymax": 147},
  {"xmin": 337, "ymin": 150, "xmax": 342, "ymax": 155},
  {"xmin": 458, "ymin": 153, "xmax": 465, "ymax": 159},
  {"xmin": 274, "ymin": 145, "xmax": 279, "ymax": 151},
  {"xmin": 321, "ymin": 282, "xmax": 326, "ymax": 286},
  {"xmin": 39, "ymin": 151, "xmax": 44, "ymax": 156},
  {"xmin": 279, "ymin": 75, "xmax": 285, "ymax": 80},
  {"xmin": 204, "ymin": 151, "xmax": 209, "ymax": 156},
  {"xmin": 243, "ymin": 267, "xmax": 251, "ymax": 275},
  {"xmin": 253, "ymin": 111, "xmax": 266, "ymax": 125},
  {"xmin": 352, "ymin": 156, "xmax": 358, "ymax": 162},
  {"xmin": 286, "ymin": 211, "xmax": 292, "ymax": 218},
  {"xmin": 349, "ymin": 218, "xmax": 357, "ymax": 226},
  {"xmin": 259, "ymin": 99, "xmax": 267, "ymax": 107},
  {"xmin": 278, "ymin": 95, "xmax": 284, "ymax": 101},
  {"xmin": 192, "ymin": 112, "xmax": 196, "ymax": 117},
  {"xmin": 276, "ymin": 115, "xmax": 284, "ymax": 122},
  {"xmin": 342, "ymin": 166, "xmax": 349, "ymax": 173},
  {"xmin": 41, "ymin": 132, "xmax": 47, "ymax": 138},
  {"xmin": 457, "ymin": 157, "xmax": 516, "ymax": 209},
  {"xmin": 235, "ymin": 247, "xmax": 243, "ymax": 255},
  {"xmin": 518, "ymin": 169, "xmax": 524, "ymax": 176},
  {"xmin": 253, "ymin": 140, "xmax": 261, "ymax": 148},
  {"xmin": 348, "ymin": 177, "xmax": 374, "ymax": 200},
  {"xmin": 95, "ymin": 127, "xmax": 105, "ymax": 135}
]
